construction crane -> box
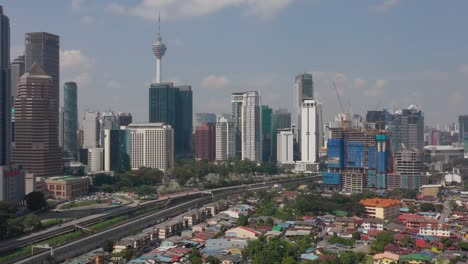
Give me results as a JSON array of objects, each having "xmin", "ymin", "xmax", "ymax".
[{"xmin": 332, "ymin": 81, "xmax": 350, "ymax": 130}]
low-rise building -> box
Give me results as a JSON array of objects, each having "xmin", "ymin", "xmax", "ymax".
[
  {"xmin": 419, "ymin": 184, "xmax": 442, "ymax": 197},
  {"xmin": 360, "ymin": 198, "xmax": 400, "ymax": 220},
  {"xmin": 45, "ymin": 176, "xmax": 90, "ymax": 200},
  {"xmin": 419, "ymin": 223, "xmax": 451, "ymax": 237},
  {"xmin": 362, "ymin": 218, "xmax": 384, "ymax": 231},
  {"xmin": 225, "ymin": 226, "xmax": 260, "ymax": 240},
  {"xmin": 373, "ymin": 251, "xmax": 400, "ymax": 264}
]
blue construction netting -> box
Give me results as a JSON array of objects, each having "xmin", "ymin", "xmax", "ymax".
[
  {"xmin": 368, "ymin": 146, "xmax": 376, "ymax": 169},
  {"xmin": 327, "ymin": 139, "xmax": 345, "ymax": 168},
  {"xmin": 368, "ymin": 170, "xmax": 376, "ymax": 188},
  {"xmin": 322, "ymin": 172, "xmax": 341, "ymax": 185},
  {"xmin": 377, "ymin": 173, "xmax": 387, "ymax": 189},
  {"xmin": 377, "ymin": 151, "xmax": 388, "ymax": 173},
  {"xmin": 347, "ymin": 142, "xmax": 364, "ymax": 168}
]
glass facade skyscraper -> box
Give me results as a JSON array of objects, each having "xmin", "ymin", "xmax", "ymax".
[
  {"xmin": 149, "ymin": 83, "xmax": 192, "ymax": 156},
  {"xmin": 0, "ymin": 7, "xmax": 10, "ymax": 166},
  {"xmin": 262, "ymin": 105, "xmax": 273, "ymax": 162},
  {"xmin": 63, "ymin": 82, "xmax": 78, "ymax": 157}
]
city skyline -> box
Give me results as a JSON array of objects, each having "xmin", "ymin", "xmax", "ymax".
[{"xmin": 3, "ymin": 1, "xmax": 468, "ymax": 126}]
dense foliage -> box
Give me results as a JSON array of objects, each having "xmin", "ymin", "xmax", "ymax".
[
  {"xmin": 0, "ymin": 202, "xmax": 43, "ymax": 240},
  {"xmin": 97, "ymin": 167, "xmax": 163, "ymax": 193}
]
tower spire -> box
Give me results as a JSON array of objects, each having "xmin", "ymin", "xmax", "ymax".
[
  {"xmin": 152, "ymin": 11, "xmax": 166, "ymax": 83},
  {"xmin": 158, "ymin": 11, "xmax": 160, "ymax": 35}
]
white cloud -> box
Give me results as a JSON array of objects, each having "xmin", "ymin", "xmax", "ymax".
[
  {"xmin": 72, "ymin": 0, "xmax": 85, "ymax": 12},
  {"xmin": 81, "ymin": 16, "xmax": 95, "ymax": 25},
  {"xmin": 202, "ymin": 75, "xmax": 230, "ymax": 89},
  {"xmin": 106, "ymin": 80, "xmax": 121, "ymax": 90},
  {"xmin": 364, "ymin": 79, "xmax": 387, "ymax": 96},
  {"xmin": 105, "ymin": 0, "xmax": 293, "ymax": 21},
  {"xmin": 372, "ymin": 0, "xmax": 399, "ymax": 14},
  {"xmin": 60, "ymin": 49, "xmax": 95, "ymax": 71},
  {"xmin": 72, "ymin": 72, "xmax": 92, "ymax": 89},
  {"xmin": 353, "ymin": 78, "xmax": 366, "ymax": 89}
]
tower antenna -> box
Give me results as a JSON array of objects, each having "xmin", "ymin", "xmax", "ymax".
[{"xmin": 158, "ymin": 12, "xmax": 161, "ymax": 35}]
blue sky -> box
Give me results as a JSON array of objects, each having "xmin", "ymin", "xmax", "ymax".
[{"xmin": 4, "ymin": 0, "xmax": 468, "ymax": 126}]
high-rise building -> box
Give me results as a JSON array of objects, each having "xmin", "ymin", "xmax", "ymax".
[
  {"xmin": 274, "ymin": 108, "xmax": 291, "ymax": 130},
  {"xmin": 129, "ymin": 123, "xmax": 173, "ymax": 173},
  {"xmin": 25, "ymin": 32, "xmax": 60, "ymax": 103},
  {"xmin": 104, "ymin": 129, "xmax": 121, "ymax": 172},
  {"xmin": 100, "ymin": 112, "xmax": 118, "ymax": 147},
  {"xmin": 261, "ymin": 105, "xmax": 273, "ymax": 162},
  {"xmin": 387, "ymin": 105, "xmax": 424, "ymax": 153},
  {"xmin": 63, "ymin": 82, "xmax": 78, "ymax": 157},
  {"xmin": 300, "ymin": 99, "xmax": 322, "ymax": 163},
  {"xmin": 231, "ymin": 92, "xmax": 244, "ymax": 158},
  {"xmin": 118, "ymin": 112, "xmax": 133, "ymax": 127},
  {"xmin": 13, "ymin": 63, "xmax": 62, "ymax": 177},
  {"xmin": 0, "ymin": 6, "xmax": 10, "ymax": 167},
  {"xmin": 59, "ymin": 107, "xmax": 64, "ymax": 148},
  {"xmin": 195, "ymin": 123, "xmax": 216, "ymax": 161},
  {"xmin": 241, "ymin": 91, "xmax": 262, "ymax": 162},
  {"xmin": 194, "ymin": 113, "xmax": 216, "ymax": 132},
  {"xmin": 277, "ymin": 129, "xmax": 294, "ymax": 164},
  {"xmin": 215, "ymin": 116, "xmax": 235, "ymax": 161},
  {"xmin": 119, "ymin": 128, "xmax": 131, "ymax": 172},
  {"xmin": 10, "ymin": 55, "xmax": 24, "ymax": 102},
  {"xmin": 148, "ymin": 83, "xmax": 192, "ymax": 156},
  {"xmin": 88, "ymin": 148, "xmax": 104, "ymax": 173},
  {"xmin": 459, "ymin": 115, "xmax": 468, "ymax": 153},
  {"xmin": 387, "ymin": 148, "xmax": 426, "ymax": 190},
  {"xmin": 294, "ymin": 73, "xmax": 314, "ymax": 146},
  {"xmin": 152, "ymin": 16, "xmax": 166, "ymax": 84},
  {"xmin": 82, "ymin": 111, "xmax": 100, "ymax": 149}
]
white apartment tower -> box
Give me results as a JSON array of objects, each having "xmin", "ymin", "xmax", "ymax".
[
  {"xmin": 129, "ymin": 123, "xmax": 173, "ymax": 173},
  {"xmin": 277, "ymin": 129, "xmax": 294, "ymax": 164},
  {"xmin": 88, "ymin": 148, "xmax": 104, "ymax": 173},
  {"xmin": 82, "ymin": 111, "xmax": 100, "ymax": 149},
  {"xmin": 215, "ymin": 116, "xmax": 235, "ymax": 161},
  {"xmin": 241, "ymin": 91, "xmax": 262, "ymax": 162},
  {"xmin": 300, "ymin": 99, "xmax": 322, "ymax": 163}
]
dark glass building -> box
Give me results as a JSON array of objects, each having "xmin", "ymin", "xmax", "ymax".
[
  {"xmin": 262, "ymin": 105, "xmax": 273, "ymax": 162},
  {"xmin": 104, "ymin": 129, "xmax": 121, "ymax": 172},
  {"xmin": 63, "ymin": 82, "xmax": 78, "ymax": 157},
  {"xmin": 149, "ymin": 83, "xmax": 192, "ymax": 156},
  {"xmin": 118, "ymin": 112, "xmax": 133, "ymax": 127},
  {"xmin": 0, "ymin": 6, "xmax": 10, "ymax": 166}
]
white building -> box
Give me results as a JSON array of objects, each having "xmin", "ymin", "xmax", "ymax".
[
  {"xmin": 215, "ymin": 116, "xmax": 235, "ymax": 161},
  {"xmin": 419, "ymin": 223, "xmax": 450, "ymax": 237},
  {"xmin": 82, "ymin": 111, "xmax": 100, "ymax": 149},
  {"xmin": 300, "ymin": 99, "xmax": 322, "ymax": 163},
  {"xmin": 88, "ymin": 148, "xmax": 104, "ymax": 173},
  {"xmin": 445, "ymin": 172, "xmax": 462, "ymax": 183},
  {"xmin": 277, "ymin": 129, "xmax": 294, "ymax": 164},
  {"xmin": 241, "ymin": 91, "xmax": 262, "ymax": 162},
  {"xmin": 129, "ymin": 123, "xmax": 173, "ymax": 173}
]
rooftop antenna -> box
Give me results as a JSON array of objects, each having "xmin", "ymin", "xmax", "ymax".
[{"xmin": 158, "ymin": 11, "xmax": 161, "ymax": 35}]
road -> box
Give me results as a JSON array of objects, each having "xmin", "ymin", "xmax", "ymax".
[{"xmin": 439, "ymin": 195, "xmax": 452, "ymax": 224}]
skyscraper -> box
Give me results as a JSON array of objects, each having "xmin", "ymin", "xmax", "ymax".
[
  {"xmin": 215, "ymin": 116, "xmax": 235, "ymax": 161},
  {"xmin": 277, "ymin": 129, "xmax": 294, "ymax": 164},
  {"xmin": 63, "ymin": 82, "xmax": 78, "ymax": 157},
  {"xmin": 261, "ymin": 105, "xmax": 273, "ymax": 162},
  {"xmin": 129, "ymin": 123, "xmax": 173, "ymax": 173},
  {"xmin": 118, "ymin": 112, "xmax": 133, "ymax": 127},
  {"xmin": 231, "ymin": 92, "xmax": 244, "ymax": 158},
  {"xmin": 459, "ymin": 115, "xmax": 468, "ymax": 153},
  {"xmin": 149, "ymin": 83, "xmax": 193, "ymax": 156},
  {"xmin": 194, "ymin": 113, "xmax": 216, "ymax": 132},
  {"xmin": 153, "ymin": 15, "xmax": 166, "ymax": 83},
  {"xmin": 10, "ymin": 55, "xmax": 24, "ymax": 102},
  {"xmin": 104, "ymin": 129, "xmax": 121, "ymax": 172},
  {"xmin": 0, "ymin": 6, "xmax": 10, "ymax": 167},
  {"xmin": 25, "ymin": 32, "xmax": 60, "ymax": 102},
  {"xmin": 195, "ymin": 123, "xmax": 216, "ymax": 161},
  {"xmin": 82, "ymin": 111, "xmax": 100, "ymax": 149},
  {"xmin": 241, "ymin": 91, "xmax": 262, "ymax": 162},
  {"xmin": 294, "ymin": 73, "xmax": 314, "ymax": 146},
  {"xmin": 387, "ymin": 105, "xmax": 424, "ymax": 153},
  {"xmin": 100, "ymin": 112, "xmax": 118, "ymax": 147},
  {"xmin": 274, "ymin": 108, "xmax": 291, "ymax": 130},
  {"xmin": 13, "ymin": 63, "xmax": 62, "ymax": 177},
  {"xmin": 300, "ymin": 99, "xmax": 320, "ymax": 163}
]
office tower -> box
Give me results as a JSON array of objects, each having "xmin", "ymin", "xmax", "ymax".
[
  {"xmin": 294, "ymin": 73, "xmax": 314, "ymax": 145},
  {"xmin": 10, "ymin": 55, "xmax": 24, "ymax": 101},
  {"xmin": 387, "ymin": 149, "xmax": 426, "ymax": 190},
  {"xmin": 119, "ymin": 128, "xmax": 131, "ymax": 172},
  {"xmin": 215, "ymin": 116, "xmax": 235, "ymax": 161},
  {"xmin": 241, "ymin": 91, "xmax": 261, "ymax": 162},
  {"xmin": 0, "ymin": 6, "xmax": 10, "ymax": 167},
  {"xmin": 25, "ymin": 32, "xmax": 60, "ymax": 102},
  {"xmin": 100, "ymin": 112, "xmax": 118, "ymax": 147},
  {"xmin": 153, "ymin": 15, "xmax": 166, "ymax": 83},
  {"xmin": 261, "ymin": 105, "xmax": 273, "ymax": 162},
  {"xmin": 118, "ymin": 112, "xmax": 133, "ymax": 127},
  {"xmin": 231, "ymin": 92, "xmax": 244, "ymax": 158},
  {"xmin": 129, "ymin": 123, "xmax": 173, "ymax": 173},
  {"xmin": 387, "ymin": 105, "xmax": 424, "ymax": 153},
  {"xmin": 88, "ymin": 148, "xmax": 104, "ymax": 173},
  {"xmin": 274, "ymin": 108, "xmax": 291, "ymax": 130},
  {"xmin": 104, "ymin": 129, "xmax": 121, "ymax": 172},
  {"xmin": 148, "ymin": 83, "xmax": 192, "ymax": 156},
  {"xmin": 59, "ymin": 107, "xmax": 64, "ymax": 148},
  {"xmin": 13, "ymin": 63, "xmax": 62, "ymax": 177},
  {"xmin": 366, "ymin": 110, "xmax": 388, "ymax": 130},
  {"xmin": 195, "ymin": 123, "xmax": 216, "ymax": 161},
  {"xmin": 459, "ymin": 115, "xmax": 468, "ymax": 153},
  {"xmin": 300, "ymin": 99, "xmax": 321, "ymax": 163},
  {"xmin": 63, "ymin": 82, "xmax": 78, "ymax": 157},
  {"xmin": 82, "ymin": 111, "xmax": 100, "ymax": 149},
  {"xmin": 277, "ymin": 129, "xmax": 294, "ymax": 164},
  {"xmin": 194, "ymin": 113, "xmax": 216, "ymax": 132},
  {"xmin": 317, "ymin": 102, "xmax": 324, "ymax": 150}
]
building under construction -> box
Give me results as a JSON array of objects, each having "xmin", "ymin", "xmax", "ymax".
[{"xmin": 323, "ymin": 126, "xmax": 392, "ymax": 192}]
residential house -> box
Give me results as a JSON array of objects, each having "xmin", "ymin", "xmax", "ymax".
[
  {"xmin": 225, "ymin": 226, "xmax": 260, "ymax": 240},
  {"xmin": 373, "ymin": 251, "xmax": 400, "ymax": 264},
  {"xmin": 362, "ymin": 218, "xmax": 384, "ymax": 231}
]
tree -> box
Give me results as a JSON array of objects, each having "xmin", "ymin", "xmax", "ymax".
[
  {"xmin": 237, "ymin": 214, "xmax": 249, "ymax": 226},
  {"xmin": 459, "ymin": 241, "xmax": 468, "ymax": 251},
  {"xmin": 25, "ymin": 192, "xmax": 47, "ymax": 211},
  {"xmin": 135, "ymin": 185, "xmax": 155, "ymax": 197},
  {"xmin": 265, "ymin": 217, "xmax": 274, "ymax": 226},
  {"xmin": 117, "ymin": 249, "xmax": 133, "ymax": 261},
  {"xmin": 23, "ymin": 213, "xmax": 42, "ymax": 232},
  {"xmin": 371, "ymin": 232, "xmax": 394, "ymax": 253},
  {"xmin": 420, "ymin": 203, "xmax": 436, "ymax": 212},
  {"xmin": 281, "ymin": 256, "xmax": 296, "ymax": 264},
  {"xmin": 352, "ymin": 231, "xmax": 361, "ymax": 240},
  {"xmin": 173, "ymin": 168, "xmax": 194, "ymax": 186},
  {"xmin": 101, "ymin": 239, "xmax": 114, "ymax": 253},
  {"xmin": 188, "ymin": 248, "xmax": 202, "ymax": 264},
  {"xmin": 93, "ymin": 174, "xmax": 114, "ymax": 186},
  {"xmin": 206, "ymin": 255, "xmax": 221, "ymax": 264},
  {"xmin": 338, "ymin": 252, "xmax": 366, "ymax": 264}
]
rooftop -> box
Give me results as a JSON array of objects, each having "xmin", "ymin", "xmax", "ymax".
[
  {"xmin": 360, "ymin": 198, "xmax": 400, "ymax": 208},
  {"xmin": 46, "ymin": 176, "xmax": 88, "ymax": 181}
]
